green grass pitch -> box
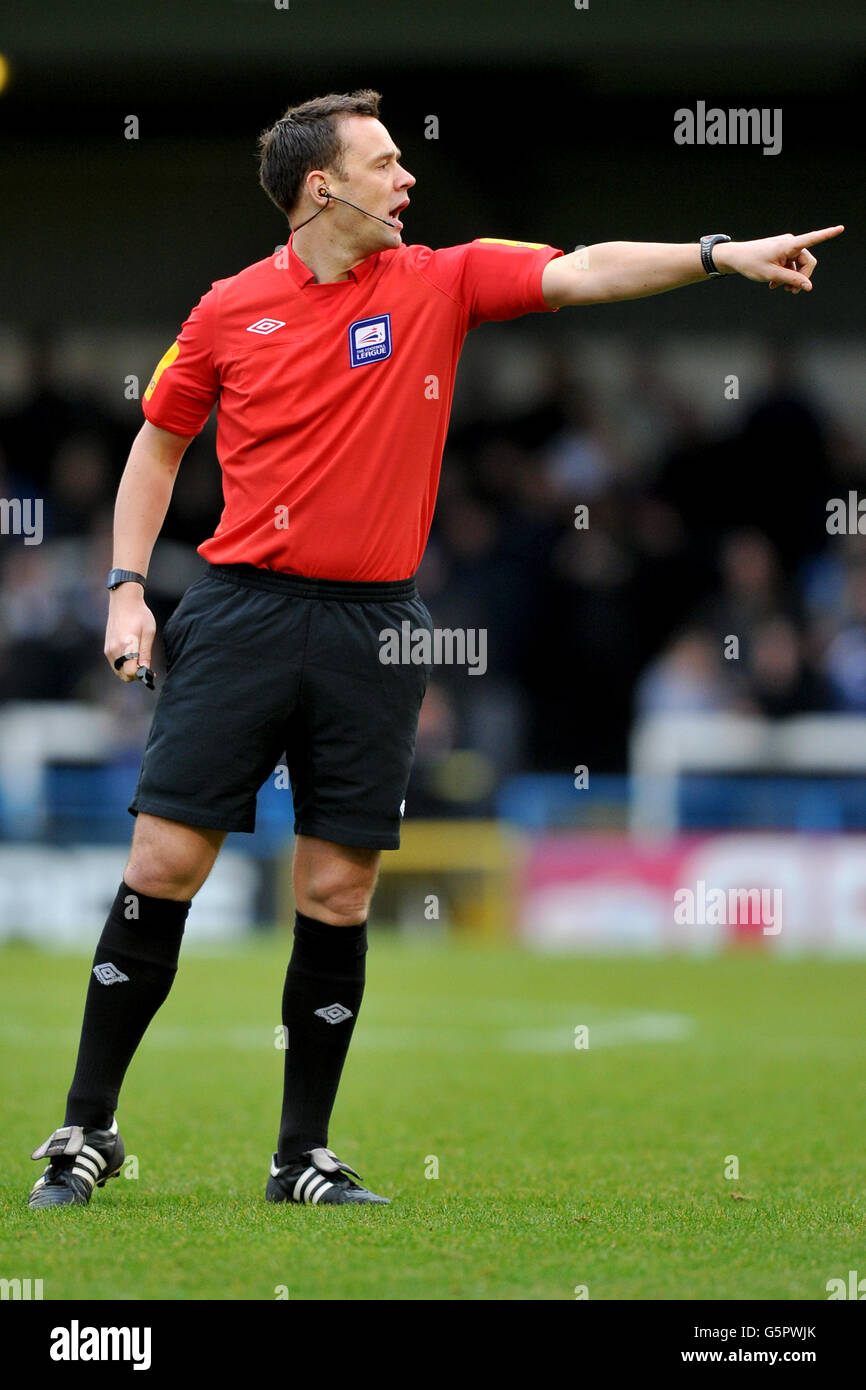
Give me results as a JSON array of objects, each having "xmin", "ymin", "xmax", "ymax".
[{"xmin": 1, "ymin": 935, "xmax": 864, "ymax": 1301}]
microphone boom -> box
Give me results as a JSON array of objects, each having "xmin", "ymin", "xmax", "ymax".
[{"xmin": 321, "ymin": 191, "xmax": 395, "ymax": 228}]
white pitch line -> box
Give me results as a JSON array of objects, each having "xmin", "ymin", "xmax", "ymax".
[
  {"xmin": 0, "ymin": 1011, "xmax": 694, "ymax": 1053},
  {"xmin": 502, "ymin": 1012, "xmax": 694, "ymax": 1052}
]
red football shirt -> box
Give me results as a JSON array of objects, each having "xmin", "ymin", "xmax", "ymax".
[{"xmin": 143, "ymin": 234, "xmax": 563, "ymax": 580}]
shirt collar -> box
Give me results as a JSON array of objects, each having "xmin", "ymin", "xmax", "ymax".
[{"xmin": 285, "ymin": 232, "xmax": 382, "ymax": 287}]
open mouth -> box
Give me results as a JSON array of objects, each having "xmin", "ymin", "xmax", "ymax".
[{"xmin": 389, "ymin": 200, "xmax": 410, "ymax": 228}]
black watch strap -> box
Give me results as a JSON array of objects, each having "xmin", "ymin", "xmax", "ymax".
[
  {"xmin": 700, "ymin": 234, "xmax": 732, "ymax": 278},
  {"xmin": 107, "ymin": 568, "xmax": 147, "ymax": 591}
]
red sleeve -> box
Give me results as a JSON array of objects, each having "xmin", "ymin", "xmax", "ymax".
[
  {"xmin": 419, "ymin": 238, "xmax": 564, "ymax": 330},
  {"xmin": 142, "ymin": 286, "xmax": 220, "ymax": 436}
]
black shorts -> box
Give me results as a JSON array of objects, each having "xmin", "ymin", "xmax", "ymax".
[{"xmin": 129, "ymin": 564, "xmax": 433, "ymax": 849}]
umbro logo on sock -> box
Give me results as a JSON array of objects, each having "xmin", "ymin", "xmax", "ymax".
[
  {"xmin": 92, "ymin": 963, "xmax": 130, "ymax": 986},
  {"xmin": 314, "ymin": 1003, "xmax": 353, "ymax": 1024}
]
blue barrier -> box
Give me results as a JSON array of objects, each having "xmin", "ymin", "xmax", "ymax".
[
  {"xmin": 495, "ymin": 773, "xmax": 866, "ymax": 832},
  {"xmin": 3, "ymin": 765, "xmax": 866, "ymax": 844}
]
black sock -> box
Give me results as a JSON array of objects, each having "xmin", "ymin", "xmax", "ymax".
[
  {"xmin": 64, "ymin": 880, "xmax": 190, "ymax": 1130},
  {"xmin": 277, "ymin": 910, "xmax": 367, "ymax": 1163}
]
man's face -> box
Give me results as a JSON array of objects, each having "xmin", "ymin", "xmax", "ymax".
[{"xmin": 324, "ymin": 115, "xmax": 415, "ymax": 252}]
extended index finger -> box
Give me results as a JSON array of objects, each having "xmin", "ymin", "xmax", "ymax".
[{"xmin": 791, "ymin": 225, "xmax": 845, "ymax": 249}]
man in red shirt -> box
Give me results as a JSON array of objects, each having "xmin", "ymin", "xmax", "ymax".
[{"xmin": 28, "ymin": 89, "xmax": 841, "ymax": 1208}]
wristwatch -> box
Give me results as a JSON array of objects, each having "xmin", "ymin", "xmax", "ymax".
[
  {"xmin": 106, "ymin": 568, "xmax": 147, "ymax": 591},
  {"xmin": 700, "ymin": 234, "xmax": 732, "ymax": 278}
]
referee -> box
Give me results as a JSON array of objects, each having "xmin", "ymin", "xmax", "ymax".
[{"xmin": 28, "ymin": 89, "xmax": 842, "ymax": 1208}]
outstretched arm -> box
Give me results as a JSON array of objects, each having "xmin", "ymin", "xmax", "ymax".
[{"xmin": 541, "ymin": 226, "xmax": 844, "ymax": 307}]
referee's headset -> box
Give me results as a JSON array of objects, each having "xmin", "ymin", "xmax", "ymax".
[
  {"xmin": 289, "ymin": 187, "xmax": 396, "ymax": 234},
  {"xmin": 318, "ymin": 188, "xmax": 395, "ymax": 227}
]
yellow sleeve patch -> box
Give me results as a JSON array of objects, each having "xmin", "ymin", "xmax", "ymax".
[
  {"xmin": 144, "ymin": 340, "xmax": 180, "ymax": 401},
  {"xmin": 478, "ymin": 237, "xmax": 547, "ymax": 250}
]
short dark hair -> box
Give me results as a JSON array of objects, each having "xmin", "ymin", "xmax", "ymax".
[{"xmin": 258, "ymin": 89, "xmax": 382, "ymax": 217}]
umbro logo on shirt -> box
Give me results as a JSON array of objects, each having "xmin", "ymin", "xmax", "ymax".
[{"xmin": 246, "ymin": 318, "xmax": 286, "ymax": 335}]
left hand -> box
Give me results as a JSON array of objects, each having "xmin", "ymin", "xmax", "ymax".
[{"xmin": 715, "ymin": 225, "xmax": 844, "ymax": 294}]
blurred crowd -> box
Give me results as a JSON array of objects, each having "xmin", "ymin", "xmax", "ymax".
[{"xmin": 2, "ymin": 331, "xmax": 865, "ymax": 813}]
